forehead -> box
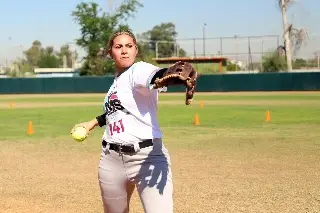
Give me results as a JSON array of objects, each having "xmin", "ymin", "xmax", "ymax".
[{"xmin": 112, "ymin": 34, "xmax": 135, "ymax": 44}]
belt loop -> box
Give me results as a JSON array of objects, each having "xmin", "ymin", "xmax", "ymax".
[
  {"xmin": 102, "ymin": 141, "xmax": 110, "ymax": 154},
  {"xmin": 118, "ymin": 144, "xmax": 123, "ymax": 156},
  {"xmin": 133, "ymin": 143, "xmax": 140, "ymax": 152}
]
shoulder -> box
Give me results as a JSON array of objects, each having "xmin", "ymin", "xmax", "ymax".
[{"xmin": 131, "ymin": 61, "xmax": 160, "ymax": 73}]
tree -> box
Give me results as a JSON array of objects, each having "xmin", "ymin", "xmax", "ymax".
[
  {"xmin": 140, "ymin": 22, "xmax": 186, "ymax": 58},
  {"xmin": 38, "ymin": 46, "xmax": 61, "ymax": 68},
  {"xmin": 289, "ymin": 27, "xmax": 308, "ymax": 56},
  {"xmin": 293, "ymin": 58, "xmax": 307, "ymax": 69},
  {"xmin": 59, "ymin": 44, "xmax": 78, "ymax": 68},
  {"xmin": 71, "ymin": 0, "xmax": 143, "ymax": 75},
  {"xmin": 22, "ymin": 40, "xmax": 79, "ymax": 70},
  {"xmin": 23, "ymin": 41, "xmax": 61, "ymax": 69},
  {"xmin": 24, "ymin": 40, "xmax": 42, "ymax": 68},
  {"xmin": 261, "ymin": 51, "xmax": 287, "ymax": 72},
  {"xmin": 278, "ymin": 0, "xmax": 308, "ymax": 71},
  {"xmin": 278, "ymin": 0, "xmax": 294, "ymax": 71},
  {"xmin": 226, "ymin": 61, "xmax": 241, "ymax": 71}
]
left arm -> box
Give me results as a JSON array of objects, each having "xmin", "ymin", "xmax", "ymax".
[
  {"xmin": 132, "ymin": 62, "xmax": 168, "ymax": 91},
  {"xmin": 132, "ymin": 61, "xmax": 198, "ymax": 105}
]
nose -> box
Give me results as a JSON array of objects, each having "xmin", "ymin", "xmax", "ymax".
[{"xmin": 121, "ymin": 46, "xmax": 128, "ymax": 55}]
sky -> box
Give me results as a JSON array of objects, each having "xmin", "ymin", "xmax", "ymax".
[{"xmin": 0, "ymin": 0, "xmax": 319, "ymax": 65}]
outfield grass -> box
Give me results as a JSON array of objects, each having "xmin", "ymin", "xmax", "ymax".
[
  {"xmin": 0, "ymin": 92, "xmax": 319, "ymax": 213},
  {"xmin": 0, "ymin": 92, "xmax": 319, "ymax": 104}
]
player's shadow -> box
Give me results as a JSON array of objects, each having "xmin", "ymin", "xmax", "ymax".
[
  {"xmin": 127, "ymin": 91, "xmax": 172, "ymax": 195},
  {"xmin": 135, "ymin": 139, "xmax": 172, "ymax": 195}
]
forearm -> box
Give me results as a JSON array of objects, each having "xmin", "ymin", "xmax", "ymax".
[{"xmin": 95, "ymin": 112, "xmax": 107, "ymax": 127}]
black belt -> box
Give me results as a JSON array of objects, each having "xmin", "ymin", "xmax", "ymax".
[{"xmin": 102, "ymin": 139, "xmax": 153, "ymax": 154}]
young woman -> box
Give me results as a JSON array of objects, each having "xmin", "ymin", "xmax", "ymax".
[{"xmin": 72, "ymin": 30, "xmax": 196, "ymax": 213}]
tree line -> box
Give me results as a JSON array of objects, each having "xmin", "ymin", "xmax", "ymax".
[
  {"xmin": 71, "ymin": 0, "xmax": 186, "ymax": 76},
  {"xmin": 7, "ymin": 40, "xmax": 77, "ymax": 77},
  {"xmin": 8, "ymin": 0, "xmax": 186, "ymax": 76}
]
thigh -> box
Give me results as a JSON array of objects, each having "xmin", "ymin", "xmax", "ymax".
[
  {"xmin": 98, "ymin": 151, "xmax": 135, "ymax": 213},
  {"xmin": 135, "ymin": 161, "xmax": 174, "ymax": 213},
  {"xmin": 123, "ymin": 139, "xmax": 174, "ymax": 213}
]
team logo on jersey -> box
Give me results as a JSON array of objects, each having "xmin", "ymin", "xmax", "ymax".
[{"xmin": 104, "ymin": 91, "xmax": 125, "ymax": 115}]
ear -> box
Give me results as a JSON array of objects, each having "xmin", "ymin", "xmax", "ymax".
[
  {"xmin": 108, "ymin": 49, "xmax": 113, "ymax": 59},
  {"xmin": 135, "ymin": 45, "xmax": 139, "ymax": 56}
]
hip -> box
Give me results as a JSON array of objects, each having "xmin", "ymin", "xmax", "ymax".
[{"xmin": 100, "ymin": 138, "xmax": 171, "ymax": 165}]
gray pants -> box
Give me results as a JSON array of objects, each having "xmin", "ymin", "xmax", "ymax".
[{"xmin": 98, "ymin": 138, "xmax": 173, "ymax": 213}]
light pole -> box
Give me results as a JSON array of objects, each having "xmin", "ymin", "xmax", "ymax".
[
  {"xmin": 261, "ymin": 40, "xmax": 264, "ymax": 71},
  {"xmin": 203, "ymin": 23, "xmax": 207, "ymax": 57},
  {"xmin": 234, "ymin": 35, "xmax": 238, "ymax": 71}
]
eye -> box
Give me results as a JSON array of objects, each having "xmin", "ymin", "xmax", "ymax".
[{"xmin": 126, "ymin": 44, "xmax": 133, "ymax": 48}]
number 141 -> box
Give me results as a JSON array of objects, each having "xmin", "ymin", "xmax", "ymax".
[{"xmin": 109, "ymin": 119, "xmax": 125, "ymax": 136}]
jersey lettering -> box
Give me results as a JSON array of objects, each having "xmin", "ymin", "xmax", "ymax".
[
  {"xmin": 109, "ymin": 119, "xmax": 125, "ymax": 136},
  {"xmin": 104, "ymin": 91, "xmax": 125, "ymax": 115}
]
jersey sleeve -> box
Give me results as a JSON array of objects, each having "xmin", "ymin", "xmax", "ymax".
[{"xmin": 131, "ymin": 61, "xmax": 161, "ymax": 89}]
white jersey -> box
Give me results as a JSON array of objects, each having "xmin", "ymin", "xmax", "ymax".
[{"xmin": 101, "ymin": 61, "xmax": 163, "ymax": 145}]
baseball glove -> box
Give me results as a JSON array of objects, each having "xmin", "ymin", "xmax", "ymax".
[{"xmin": 153, "ymin": 61, "xmax": 199, "ymax": 105}]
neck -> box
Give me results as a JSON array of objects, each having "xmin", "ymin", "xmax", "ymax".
[
  {"xmin": 116, "ymin": 64, "xmax": 133, "ymax": 77},
  {"xmin": 116, "ymin": 67, "xmax": 126, "ymax": 77}
]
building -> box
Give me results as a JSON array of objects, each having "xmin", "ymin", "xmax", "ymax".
[{"xmin": 33, "ymin": 68, "xmax": 80, "ymax": 77}]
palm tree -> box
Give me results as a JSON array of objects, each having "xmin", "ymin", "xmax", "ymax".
[
  {"xmin": 278, "ymin": 0, "xmax": 295, "ymax": 71},
  {"xmin": 278, "ymin": 0, "xmax": 309, "ymax": 71}
]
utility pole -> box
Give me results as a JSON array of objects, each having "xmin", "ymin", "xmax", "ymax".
[
  {"xmin": 317, "ymin": 51, "xmax": 320, "ymax": 68},
  {"xmin": 202, "ymin": 23, "xmax": 207, "ymax": 57},
  {"xmin": 234, "ymin": 35, "xmax": 238, "ymax": 71}
]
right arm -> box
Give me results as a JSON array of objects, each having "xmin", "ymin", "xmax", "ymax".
[{"xmin": 71, "ymin": 112, "xmax": 107, "ymax": 135}]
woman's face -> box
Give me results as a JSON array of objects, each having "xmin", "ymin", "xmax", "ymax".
[{"xmin": 109, "ymin": 34, "xmax": 138, "ymax": 71}]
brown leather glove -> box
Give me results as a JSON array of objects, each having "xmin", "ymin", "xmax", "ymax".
[{"xmin": 152, "ymin": 61, "xmax": 199, "ymax": 105}]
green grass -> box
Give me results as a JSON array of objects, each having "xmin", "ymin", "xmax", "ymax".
[
  {"xmin": 1, "ymin": 93, "xmax": 319, "ymax": 140},
  {"xmin": 0, "ymin": 93, "xmax": 319, "ymax": 103}
]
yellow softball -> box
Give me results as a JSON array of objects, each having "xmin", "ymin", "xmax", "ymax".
[{"xmin": 71, "ymin": 126, "xmax": 88, "ymax": 142}]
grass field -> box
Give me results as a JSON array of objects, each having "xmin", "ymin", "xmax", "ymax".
[{"xmin": 0, "ymin": 92, "xmax": 320, "ymax": 213}]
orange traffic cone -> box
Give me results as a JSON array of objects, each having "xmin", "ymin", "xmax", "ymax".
[
  {"xmin": 265, "ymin": 110, "xmax": 271, "ymax": 122},
  {"xmin": 27, "ymin": 121, "xmax": 34, "ymax": 135},
  {"xmin": 200, "ymin": 101, "xmax": 204, "ymax": 108},
  {"xmin": 193, "ymin": 113, "xmax": 200, "ymax": 126}
]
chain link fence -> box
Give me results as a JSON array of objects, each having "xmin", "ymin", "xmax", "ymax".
[{"xmin": 137, "ymin": 33, "xmax": 320, "ymax": 70}]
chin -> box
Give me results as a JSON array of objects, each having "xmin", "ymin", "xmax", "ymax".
[{"xmin": 121, "ymin": 61, "xmax": 134, "ymax": 68}]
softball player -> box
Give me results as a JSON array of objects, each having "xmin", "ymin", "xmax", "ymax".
[{"xmin": 73, "ymin": 30, "xmax": 173, "ymax": 213}]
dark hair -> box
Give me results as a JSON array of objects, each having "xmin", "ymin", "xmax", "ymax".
[{"xmin": 107, "ymin": 29, "xmax": 137, "ymax": 51}]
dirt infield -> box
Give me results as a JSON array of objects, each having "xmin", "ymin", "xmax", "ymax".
[{"xmin": 1, "ymin": 130, "xmax": 320, "ymax": 213}]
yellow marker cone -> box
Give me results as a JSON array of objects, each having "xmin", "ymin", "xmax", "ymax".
[
  {"xmin": 27, "ymin": 121, "xmax": 34, "ymax": 135},
  {"xmin": 200, "ymin": 101, "xmax": 204, "ymax": 108},
  {"xmin": 193, "ymin": 113, "xmax": 200, "ymax": 126},
  {"xmin": 9, "ymin": 102, "xmax": 14, "ymax": 109},
  {"xmin": 265, "ymin": 110, "xmax": 271, "ymax": 122}
]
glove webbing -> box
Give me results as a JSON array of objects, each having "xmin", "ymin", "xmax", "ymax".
[{"xmin": 154, "ymin": 73, "xmax": 192, "ymax": 88}]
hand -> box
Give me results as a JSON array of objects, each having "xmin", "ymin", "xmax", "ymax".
[{"xmin": 71, "ymin": 119, "xmax": 98, "ymax": 136}]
